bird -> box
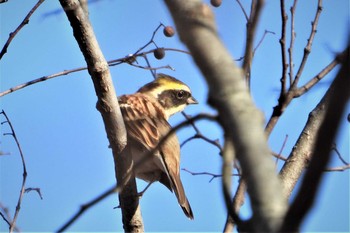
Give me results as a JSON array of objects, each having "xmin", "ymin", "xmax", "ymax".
[{"xmin": 118, "ymin": 73, "xmax": 197, "ymax": 219}]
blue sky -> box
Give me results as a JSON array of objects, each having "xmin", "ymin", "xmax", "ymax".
[{"xmin": 0, "ymin": 0, "xmax": 349, "ymax": 232}]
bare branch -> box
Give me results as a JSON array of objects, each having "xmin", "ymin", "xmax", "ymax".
[
  {"xmin": 24, "ymin": 188, "xmax": 43, "ymax": 200},
  {"xmin": 182, "ymin": 168, "xmax": 240, "ymax": 183},
  {"xmin": 242, "ymin": 0, "xmax": 265, "ymax": 88},
  {"xmin": 0, "ymin": 47, "xmax": 189, "ymax": 98},
  {"xmin": 165, "ymin": 1, "xmax": 287, "ymax": 231},
  {"xmin": 294, "ymin": 48, "xmax": 347, "ymax": 97},
  {"xmin": 235, "ymin": 0, "xmax": 249, "ymax": 22},
  {"xmin": 280, "ymin": 43, "xmax": 349, "ymax": 231},
  {"xmin": 275, "ymin": 134, "xmax": 288, "ymax": 166},
  {"xmin": 1, "ymin": 110, "xmax": 27, "ymax": 233},
  {"xmin": 288, "ymin": 0, "xmax": 298, "ymax": 85},
  {"xmin": 181, "ymin": 112, "xmax": 223, "ymax": 153},
  {"xmin": 222, "ymin": 137, "xmax": 242, "ymax": 229},
  {"xmin": 324, "ymin": 164, "xmax": 350, "ymax": 172},
  {"xmin": 58, "ymin": 1, "xmax": 141, "ymax": 231},
  {"xmin": 279, "ymin": 0, "xmax": 288, "ymax": 95},
  {"xmin": 56, "ymin": 185, "xmax": 116, "ymax": 232},
  {"xmin": 0, "ymin": 0, "xmax": 45, "ymax": 60},
  {"xmin": 291, "ymin": 0, "xmax": 323, "ymax": 88},
  {"xmin": 0, "ymin": 202, "xmax": 11, "ymax": 230},
  {"xmin": 332, "ymin": 143, "xmax": 349, "ymax": 165}
]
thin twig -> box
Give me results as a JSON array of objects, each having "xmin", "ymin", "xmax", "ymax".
[
  {"xmin": 133, "ymin": 23, "xmax": 164, "ymax": 55},
  {"xmin": 182, "ymin": 168, "xmax": 240, "ymax": 183},
  {"xmin": 236, "ymin": 29, "xmax": 275, "ymax": 62},
  {"xmin": 25, "ymin": 188, "xmax": 43, "ymax": 200},
  {"xmin": 242, "ymin": 0, "xmax": 264, "ymax": 88},
  {"xmin": 0, "ymin": 202, "xmax": 11, "ymax": 229},
  {"xmin": 56, "ymin": 185, "xmax": 117, "ymax": 232},
  {"xmin": 181, "ymin": 112, "xmax": 223, "ymax": 153},
  {"xmin": 275, "ymin": 134, "xmax": 288, "ymax": 166},
  {"xmin": 291, "ymin": 0, "xmax": 323, "ymax": 89},
  {"xmin": 1, "ymin": 110, "xmax": 27, "ymax": 233},
  {"xmin": 288, "ymin": 0, "xmax": 298, "ymax": 86},
  {"xmin": 331, "ymin": 143, "xmax": 349, "ymax": 165},
  {"xmin": 279, "ymin": 0, "xmax": 288, "ymax": 96},
  {"xmin": 0, "ymin": 48, "xmax": 189, "ymax": 98},
  {"xmin": 235, "ymin": 0, "xmax": 249, "ymax": 21},
  {"xmin": 0, "ymin": 0, "xmax": 45, "ymax": 60},
  {"xmin": 324, "ymin": 164, "xmax": 350, "ymax": 172},
  {"xmin": 253, "ymin": 30, "xmax": 275, "ymax": 56},
  {"xmin": 294, "ymin": 48, "xmax": 346, "ymax": 97}
]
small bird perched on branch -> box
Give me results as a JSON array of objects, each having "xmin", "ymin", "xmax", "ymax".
[{"xmin": 118, "ymin": 73, "xmax": 197, "ymax": 219}]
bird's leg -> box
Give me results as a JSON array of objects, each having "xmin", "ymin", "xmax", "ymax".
[{"xmin": 137, "ymin": 181, "xmax": 155, "ymax": 198}]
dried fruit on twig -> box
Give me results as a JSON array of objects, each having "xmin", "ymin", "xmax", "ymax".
[
  {"xmin": 210, "ymin": 0, "xmax": 222, "ymax": 7},
  {"xmin": 154, "ymin": 48, "xmax": 165, "ymax": 60},
  {"xmin": 163, "ymin": 26, "xmax": 175, "ymax": 37}
]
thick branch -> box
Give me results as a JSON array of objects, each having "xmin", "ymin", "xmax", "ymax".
[
  {"xmin": 280, "ymin": 42, "xmax": 350, "ymax": 231},
  {"xmin": 164, "ymin": 1, "xmax": 286, "ymax": 232},
  {"xmin": 58, "ymin": 1, "xmax": 143, "ymax": 232}
]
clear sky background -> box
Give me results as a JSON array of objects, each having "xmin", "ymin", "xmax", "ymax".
[{"xmin": 0, "ymin": 0, "xmax": 349, "ymax": 232}]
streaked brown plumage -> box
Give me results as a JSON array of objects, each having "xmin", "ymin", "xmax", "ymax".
[{"xmin": 118, "ymin": 74, "xmax": 197, "ymax": 219}]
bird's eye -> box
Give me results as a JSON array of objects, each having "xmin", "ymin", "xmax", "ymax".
[{"xmin": 177, "ymin": 90, "xmax": 185, "ymax": 99}]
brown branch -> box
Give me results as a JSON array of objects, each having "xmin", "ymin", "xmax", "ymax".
[
  {"xmin": 265, "ymin": 1, "xmax": 324, "ymax": 136},
  {"xmin": 236, "ymin": 29, "xmax": 275, "ymax": 62},
  {"xmin": 291, "ymin": 0, "xmax": 323, "ymax": 89},
  {"xmin": 58, "ymin": 1, "xmax": 141, "ymax": 232},
  {"xmin": 221, "ymin": 137, "xmax": 242, "ymax": 229},
  {"xmin": 0, "ymin": 202, "xmax": 21, "ymax": 232},
  {"xmin": 279, "ymin": 0, "xmax": 288, "ymax": 95},
  {"xmin": 0, "ymin": 0, "xmax": 45, "ymax": 60},
  {"xmin": 165, "ymin": 1, "xmax": 287, "ymax": 231},
  {"xmin": 275, "ymin": 134, "xmax": 288, "ymax": 166},
  {"xmin": 293, "ymin": 48, "xmax": 347, "ymax": 97},
  {"xmin": 1, "ymin": 110, "xmax": 27, "ymax": 233},
  {"xmin": 182, "ymin": 168, "xmax": 240, "ymax": 183},
  {"xmin": 235, "ymin": 0, "xmax": 249, "ymax": 22},
  {"xmin": 181, "ymin": 112, "xmax": 223, "ymax": 153},
  {"xmin": 56, "ymin": 185, "xmax": 116, "ymax": 232},
  {"xmin": 0, "ymin": 47, "xmax": 189, "ymax": 98},
  {"xmin": 288, "ymin": 0, "xmax": 298, "ymax": 85},
  {"xmin": 332, "ymin": 143, "xmax": 349, "ymax": 165},
  {"xmin": 280, "ymin": 42, "xmax": 349, "ymax": 232},
  {"xmin": 242, "ymin": 0, "xmax": 264, "ymax": 88},
  {"xmin": 324, "ymin": 164, "xmax": 350, "ymax": 172},
  {"xmin": 0, "ymin": 202, "xmax": 12, "ymax": 230}
]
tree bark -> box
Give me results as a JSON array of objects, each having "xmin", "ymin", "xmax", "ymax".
[
  {"xmin": 164, "ymin": 1, "xmax": 287, "ymax": 232},
  {"xmin": 59, "ymin": 0, "xmax": 144, "ymax": 232}
]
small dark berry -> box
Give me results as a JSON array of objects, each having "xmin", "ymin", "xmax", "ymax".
[
  {"xmin": 211, "ymin": 0, "xmax": 222, "ymax": 7},
  {"xmin": 163, "ymin": 26, "xmax": 175, "ymax": 37},
  {"xmin": 154, "ymin": 48, "xmax": 165, "ymax": 60}
]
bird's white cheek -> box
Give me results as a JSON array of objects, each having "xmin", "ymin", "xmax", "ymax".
[{"xmin": 166, "ymin": 104, "xmax": 187, "ymax": 119}]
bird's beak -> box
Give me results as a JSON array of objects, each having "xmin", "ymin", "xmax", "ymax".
[{"xmin": 187, "ymin": 96, "xmax": 198, "ymax": 105}]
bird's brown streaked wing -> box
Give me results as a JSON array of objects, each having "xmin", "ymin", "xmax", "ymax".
[{"xmin": 119, "ymin": 93, "xmax": 166, "ymax": 149}]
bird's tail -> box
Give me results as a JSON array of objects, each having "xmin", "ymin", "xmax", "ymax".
[{"xmin": 172, "ymin": 175, "xmax": 194, "ymax": 220}]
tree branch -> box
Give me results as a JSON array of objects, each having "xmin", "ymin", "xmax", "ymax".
[
  {"xmin": 1, "ymin": 110, "xmax": 27, "ymax": 233},
  {"xmin": 0, "ymin": 0, "xmax": 45, "ymax": 60},
  {"xmin": 280, "ymin": 42, "xmax": 349, "ymax": 231},
  {"xmin": 164, "ymin": 1, "xmax": 287, "ymax": 231},
  {"xmin": 242, "ymin": 0, "xmax": 264, "ymax": 88},
  {"xmin": 56, "ymin": 185, "xmax": 116, "ymax": 232},
  {"xmin": 291, "ymin": 0, "xmax": 322, "ymax": 89},
  {"xmin": 58, "ymin": 1, "xmax": 142, "ymax": 232}
]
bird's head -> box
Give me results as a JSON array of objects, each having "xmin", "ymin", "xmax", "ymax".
[{"xmin": 137, "ymin": 73, "xmax": 198, "ymax": 118}]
